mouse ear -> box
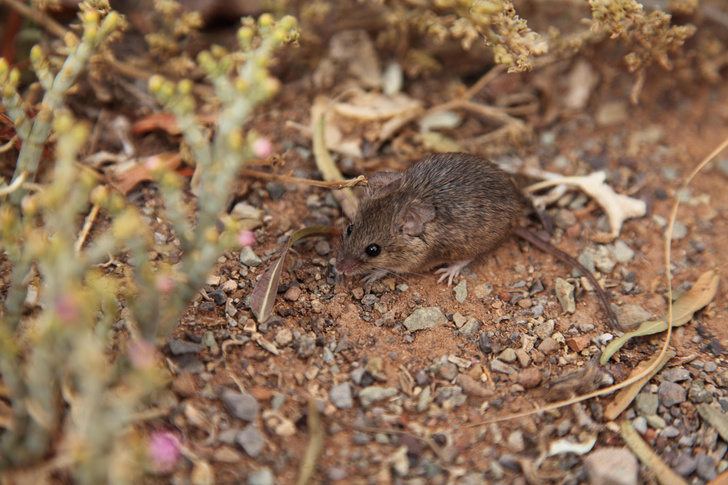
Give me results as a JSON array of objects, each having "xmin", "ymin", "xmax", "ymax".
[
  {"xmin": 397, "ymin": 202, "xmax": 435, "ymax": 237},
  {"xmin": 367, "ymin": 172, "xmax": 403, "ymax": 198}
]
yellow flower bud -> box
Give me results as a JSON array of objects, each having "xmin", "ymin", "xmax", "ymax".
[
  {"xmin": 258, "ymin": 13, "xmax": 274, "ymax": 28},
  {"xmin": 204, "ymin": 226, "xmax": 219, "ymax": 243},
  {"xmin": 148, "ymin": 75, "xmax": 165, "ymax": 94},
  {"xmin": 90, "ymin": 185, "xmax": 109, "ymax": 206},
  {"xmin": 53, "ymin": 112, "xmax": 74, "ymax": 134},
  {"xmin": 279, "ymin": 15, "xmax": 297, "ymax": 31},
  {"xmin": 0, "ymin": 58, "xmax": 8, "ymax": 76},
  {"xmin": 228, "ymin": 128, "xmax": 244, "ymax": 151},
  {"xmin": 265, "ymin": 77, "xmax": 280, "ymax": 96},
  {"xmin": 234, "ymin": 78, "xmax": 248, "ymax": 93},
  {"xmin": 83, "ymin": 9, "xmax": 100, "ymax": 25},
  {"xmin": 113, "ymin": 209, "xmax": 141, "ymax": 241},
  {"xmin": 30, "ymin": 45, "xmax": 44, "ymax": 64},
  {"xmin": 238, "ymin": 26, "xmax": 254, "ymax": 44},
  {"xmin": 177, "ymin": 79, "xmax": 193, "ymax": 95},
  {"xmin": 21, "ymin": 195, "xmax": 38, "ymax": 217}
]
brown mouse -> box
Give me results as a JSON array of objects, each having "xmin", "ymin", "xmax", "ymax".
[{"xmin": 335, "ymin": 152, "xmax": 620, "ymax": 330}]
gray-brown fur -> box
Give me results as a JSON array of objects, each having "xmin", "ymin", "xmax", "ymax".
[{"xmin": 335, "ymin": 153, "xmax": 523, "ymax": 279}]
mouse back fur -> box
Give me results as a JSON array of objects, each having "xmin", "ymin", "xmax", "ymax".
[{"xmin": 336, "ymin": 152, "xmax": 523, "ymax": 280}]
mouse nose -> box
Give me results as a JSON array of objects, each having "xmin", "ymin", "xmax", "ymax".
[{"xmin": 335, "ymin": 257, "xmax": 357, "ymax": 275}]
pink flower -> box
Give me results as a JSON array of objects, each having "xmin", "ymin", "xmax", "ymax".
[
  {"xmin": 155, "ymin": 275, "xmax": 175, "ymax": 295},
  {"xmin": 237, "ymin": 229, "xmax": 256, "ymax": 247},
  {"xmin": 55, "ymin": 294, "xmax": 80, "ymax": 323},
  {"xmin": 148, "ymin": 430, "xmax": 182, "ymax": 473},
  {"xmin": 252, "ymin": 138, "xmax": 273, "ymax": 158},
  {"xmin": 128, "ymin": 339, "xmax": 157, "ymax": 369}
]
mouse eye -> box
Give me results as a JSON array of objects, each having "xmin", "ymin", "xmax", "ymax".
[
  {"xmin": 365, "ymin": 244, "xmax": 381, "ymax": 257},
  {"xmin": 346, "ymin": 224, "xmax": 353, "ymax": 236}
]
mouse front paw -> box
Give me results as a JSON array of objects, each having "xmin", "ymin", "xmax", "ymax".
[{"xmin": 434, "ymin": 260, "xmax": 472, "ymax": 286}]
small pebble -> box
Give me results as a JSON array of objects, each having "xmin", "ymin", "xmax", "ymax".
[
  {"xmin": 554, "ymin": 278, "xmax": 576, "ymax": 314},
  {"xmin": 658, "ymin": 381, "xmax": 687, "ymax": 407},
  {"xmin": 358, "ymin": 386, "xmax": 398, "ymax": 408},
  {"xmin": 240, "ymin": 247, "xmax": 262, "ymax": 267},
  {"xmin": 613, "ymin": 241, "xmax": 635, "ymax": 263},
  {"xmin": 404, "ymin": 307, "xmax": 447, "ymax": 332},
  {"xmin": 584, "ymin": 447, "xmax": 638, "ymax": 485},
  {"xmin": 248, "ymin": 467, "xmax": 274, "ymax": 485},
  {"xmin": 168, "ymin": 339, "xmax": 205, "ymax": 355},
  {"xmin": 454, "ymin": 280, "xmax": 467, "ymax": 303},
  {"xmin": 330, "ymin": 383, "xmax": 354, "ymax": 409},
  {"xmin": 222, "ymin": 389, "xmax": 260, "ymax": 421},
  {"xmin": 236, "ymin": 424, "xmax": 266, "ymax": 458},
  {"xmin": 669, "ymin": 221, "xmax": 688, "ymax": 240}
]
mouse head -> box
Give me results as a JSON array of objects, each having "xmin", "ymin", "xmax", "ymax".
[{"xmin": 335, "ymin": 171, "xmax": 435, "ymax": 279}]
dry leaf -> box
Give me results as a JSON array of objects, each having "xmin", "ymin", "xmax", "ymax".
[
  {"xmin": 621, "ymin": 420, "xmax": 687, "ymax": 485},
  {"xmin": 313, "ymin": 116, "xmax": 360, "ymax": 220},
  {"xmin": 525, "ymin": 171, "xmax": 646, "ymax": 240},
  {"xmin": 112, "ymin": 152, "xmax": 183, "ymax": 194},
  {"xmin": 698, "ymin": 404, "xmax": 728, "ymax": 444},
  {"xmin": 537, "ymin": 434, "xmax": 597, "ymax": 468},
  {"xmin": 249, "ymin": 225, "xmax": 338, "ymax": 323},
  {"xmin": 601, "ymin": 271, "xmax": 719, "ymax": 364},
  {"xmin": 297, "ymin": 399, "xmax": 325, "ymax": 485}
]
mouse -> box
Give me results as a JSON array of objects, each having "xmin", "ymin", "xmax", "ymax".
[{"xmin": 335, "ymin": 152, "xmax": 620, "ymax": 330}]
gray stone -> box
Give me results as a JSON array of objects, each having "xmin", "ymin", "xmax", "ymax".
[
  {"xmin": 248, "ymin": 467, "xmax": 274, "ymax": 485},
  {"xmin": 403, "ymin": 307, "xmax": 447, "ymax": 332},
  {"xmin": 634, "ymin": 393, "xmax": 658, "ymax": 416},
  {"xmin": 453, "ymin": 280, "xmax": 467, "ymax": 303},
  {"xmin": 358, "ymin": 386, "xmax": 398, "ymax": 408},
  {"xmin": 440, "ymin": 362, "xmax": 458, "ymax": 380},
  {"xmin": 473, "ymin": 283, "xmax": 493, "ymax": 299},
  {"xmin": 575, "ymin": 249, "xmax": 596, "ymax": 277},
  {"xmin": 615, "ymin": 304, "xmax": 652, "ymax": 329},
  {"xmin": 661, "ymin": 426, "xmax": 680, "ymax": 438},
  {"xmin": 595, "ymin": 245, "xmax": 617, "ymax": 274},
  {"xmin": 168, "ymin": 339, "xmax": 205, "ymax": 355},
  {"xmin": 534, "ymin": 320, "xmax": 555, "ymax": 339},
  {"xmin": 236, "ymin": 424, "xmax": 266, "ymax": 457},
  {"xmin": 670, "ymin": 221, "xmax": 688, "ymax": 240},
  {"xmin": 323, "ymin": 347, "xmax": 334, "ymax": 364},
  {"xmin": 499, "ymin": 348, "xmax": 517, "ymax": 364},
  {"xmin": 632, "ymin": 416, "xmax": 647, "ymax": 434},
  {"xmin": 662, "ymin": 367, "xmax": 691, "ymax": 382},
  {"xmin": 330, "ymin": 383, "xmax": 354, "ymax": 409},
  {"xmin": 555, "ymin": 278, "xmax": 576, "ymax": 314},
  {"xmin": 613, "ymin": 241, "xmax": 635, "ymax": 263},
  {"xmin": 672, "ymin": 452, "xmax": 697, "ymax": 477},
  {"xmin": 240, "ymin": 246, "xmax": 262, "ymax": 267},
  {"xmin": 458, "ymin": 319, "xmax": 481, "ymax": 339},
  {"xmin": 294, "ymin": 333, "xmax": 316, "ymax": 358},
  {"xmin": 658, "ymin": 381, "xmax": 687, "ymax": 407},
  {"xmin": 696, "ymin": 452, "xmax": 717, "ymax": 481},
  {"xmin": 490, "ymin": 359, "xmax": 516, "ymax": 375},
  {"xmin": 538, "ymin": 338, "xmax": 560, "ymax": 355},
  {"xmin": 689, "ymin": 380, "xmax": 713, "ymax": 404},
  {"xmin": 350, "ymin": 367, "xmax": 366, "ymax": 385},
  {"xmin": 208, "ymin": 289, "xmax": 227, "ymax": 306},
  {"xmin": 554, "ymin": 209, "xmax": 577, "ymax": 229},
  {"xmin": 326, "ymin": 467, "xmax": 349, "ymax": 481},
  {"xmin": 585, "ymin": 447, "xmax": 638, "ymax": 485},
  {"xmin": 222, "ymin": 389, "xmax": 260, "ymax": 421},
  {"xmin": 705, "ymin": 362, "xmax": 718, "ymax": 373},
  {"xmin": 507, "ymin": 430, "xmax": 525, "ymax": 452}
]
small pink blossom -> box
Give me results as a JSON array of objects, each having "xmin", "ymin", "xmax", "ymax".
[
  {"xmin": 252, "ymin": 137, "xmax": 273, "ymax": 159},
  {"xmin": 148, "ymin": 430, "xmax": 182, "ymax": 473},
  {"xmin": 155, "ymin": 275, "xmax": 175, "ymax": 295},
  {"xmin": 128, "ymin": 339, "xmax": 157, "ymax": 369},
  {"xmin": 237, "ymin": 229, "xmax": 256, "ymax": 247},
  {"xmin": 55, "ymin": 294, "xmax": 80, "ymax": 323},
  {"xmin": 144, "ymin": 155, "xmax": 163, "ymax": 171}
]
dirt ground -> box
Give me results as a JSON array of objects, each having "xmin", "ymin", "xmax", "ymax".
[
  {"xmin": 3, "ymin": 2, "xmax": 728, "ymax": 484},
  {"xmin": 157, "ymin": 52, "xmax": 728, "ymax": 484}
]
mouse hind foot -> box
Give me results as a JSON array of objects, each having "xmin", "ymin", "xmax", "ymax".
[{"xmin": 434, "ymin": 260, "xmax": 472, "ymax": 286}]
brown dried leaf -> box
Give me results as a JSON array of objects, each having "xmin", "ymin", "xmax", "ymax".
[
  {"xmin": 249, "ymin": 225, "xmax": 338, "ymax": 323},
  {"xmin": 601, "ymin": 271, "xmax": 719, "ymax": 364}
]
